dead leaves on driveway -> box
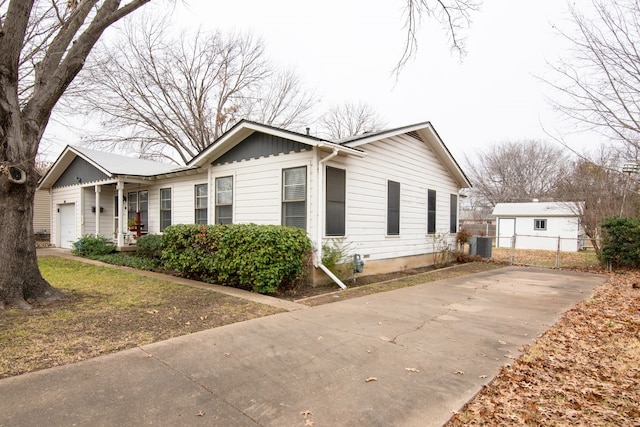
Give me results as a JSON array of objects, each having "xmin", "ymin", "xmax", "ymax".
[{"xmin": 447, "ymin": 271, "xmax": 640, "ymax": 426}]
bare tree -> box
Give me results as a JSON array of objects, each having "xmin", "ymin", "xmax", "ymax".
[
  {"xmin": 65, "ymin": 16, "xmax": 316, "ymax": 164},
  {"xmin": 319, "ymin": 102, "xmax": 387, "ymax": 140},
  {"xmin": 396, "ymin": 0, "xmax": 480, "ymax": 74},
  {"xmin": 556, "ymin": 147, "xmax": 639, "ymax": 255},
  {"xmin": 545, "ymin": 0, "xmax": 640, "ymax": 159},
  {"xmin": 464, "ymin": 140, "xmax": 571, "ymax": 207},
  {"xmin": 1, "ymin": 0, "xmax": 152, "ymax": 309}
]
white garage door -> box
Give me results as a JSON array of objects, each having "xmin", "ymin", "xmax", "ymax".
[
  {"xmin": 59, "ymin": 204, "xmax": 76, "ymax": 249},
  {"xmin": 497, "ymin": 218, "xmax": 515, "ymax": 248}
]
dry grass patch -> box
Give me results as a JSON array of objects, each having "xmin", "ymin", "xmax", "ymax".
[
  {"xmin": 491, "ymin": 247, "xmax": 602, "ymax": 270},
  {"xmin": 0, "ymin": 257, "xmax": 283, "ymax": 379},
  {"xmin": 446, "ymin": 270, "xmax": 640, "ymax": 426}
]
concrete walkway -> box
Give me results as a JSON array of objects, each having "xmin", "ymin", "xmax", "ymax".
[{"xmin": 1, "ymin": 255, "xmax": 607, "ymax": 426}]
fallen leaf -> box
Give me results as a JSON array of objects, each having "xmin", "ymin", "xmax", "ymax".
[
  {"xmin": 300, "ymin": 410, "xmax": 312, "ymax": 418},
  {"xmin": 365, "ymin": 377, "xmax": 378, "ymax": 382},
  {"xmin": 146, "ymin": 309, "xmax": 158, "ymax": 315},
  {"xmin": 405, "ymin": 367, "xmax": 420, "ymax": 373}
]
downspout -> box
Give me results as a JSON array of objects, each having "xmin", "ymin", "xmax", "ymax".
[{"xmin": 316, "ymin": 147, "xmax": 347, "ymax": 290}]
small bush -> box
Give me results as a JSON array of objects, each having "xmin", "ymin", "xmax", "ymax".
[
  {"xmin": 322, "ymin": 238, "xmax": 356, "ymax": 281},
  {"xmin": 136, "ymin": 234, "xmax": 163, "ymax": 259},
  {"xmin": 456, "ymin": 228, "xmax": 472, "ymax": 245},
  {"xmin": 161, "ymin": 224, "xmax": 312, "ymax": 294},
  {"xmin": 600, "ymin": 216, "xmax": 640, "ymax": 268},
  {"xmin": 71, "ymin": 235, "xmax": 115, "ymax": 257}
]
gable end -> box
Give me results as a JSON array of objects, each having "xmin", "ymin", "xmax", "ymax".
[
  {"xmin": 406, "ymin": 131, "xmax": 423, "ymax": 143},
  {"xmin": 53, "ymin": 156, "xmax": 110, "ymax": 188},
  {"xmin": 212, "ymin": 132, "xmax": 309, "ymax": 166}
]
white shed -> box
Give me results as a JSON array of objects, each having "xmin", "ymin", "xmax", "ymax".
[{"xmin": 492, "ymin": 202, "xmax": 583, "ymax": 252}]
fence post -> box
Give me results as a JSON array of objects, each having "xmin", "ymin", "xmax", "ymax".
[
  {"xmin": 509, "ymin": 234, "xmax": 516, "ymax": 265},
  {"xmin": 555, "ymin": 236, "xmax": 561, "ymax": 268}
]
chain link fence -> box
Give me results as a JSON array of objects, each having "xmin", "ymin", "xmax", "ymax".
[{"xmin": 479, "ymin": 235, "xmax": 602, "ymax": 269}]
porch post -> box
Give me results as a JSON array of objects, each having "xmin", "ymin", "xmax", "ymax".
[
  {"xmin": 116, "ymin": 180, "xmax": 125, "ymax": 247},
  {"xmin": 95, "ymin": 185, "xmax": 101, "ymax": 236}
]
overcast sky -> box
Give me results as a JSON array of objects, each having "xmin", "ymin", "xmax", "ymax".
[{"xmin": 46, "ymin": 0, "xmax": 604, "ymax": 163}]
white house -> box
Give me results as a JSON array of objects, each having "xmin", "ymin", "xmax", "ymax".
[
  {"xmin": 39, "ymin": 120, "xmax": 471, "ymax": 282},
  {"xmin": 492, "ymin": 201, "xmax": 583, "ymax": 252}
]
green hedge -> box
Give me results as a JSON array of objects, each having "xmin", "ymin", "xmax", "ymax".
[
  {"xmin": 71, "ymin": 235, "xmax": 115, "ymax": 257},
  {"xmin": 600, "ymin": 216, "xmax": 640, "ymax": 268},
  {"xmin": 600, "ymin": 217, "xmax": 640, "ymax": 268},
  {"xmin": 161, "ymin": 224, "xmax": 312, "ymax": 294}
]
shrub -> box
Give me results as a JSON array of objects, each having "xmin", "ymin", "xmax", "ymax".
[
  {"xmin": 600, "ymin": 216, "xmax": 640, "ymax": 268},
  {"xmin": 322, "ymin": 238, "xmax": 356, "ymax": 281},
  {"xmin": 71, "ymin": 235, "xmax": 115, "ymax": 257},
  {"xmin": 161, "ymin": 224, "xmax": 312, "ymax": 294},
  {"xmin": 456, "ymin": 228, "xmax": 472, "ymax": 245},
  {"xmin": 136, "ymin": 234, "xmax": 164, "ymax": 259}
]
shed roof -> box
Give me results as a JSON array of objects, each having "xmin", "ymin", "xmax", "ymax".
[{"xmin": 492, "ymin": 202, "xmax": 582, "ymax": 217}]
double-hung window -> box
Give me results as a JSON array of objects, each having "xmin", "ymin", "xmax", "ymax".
[
  {"xmin": 159, "ymin": 188, "xmax": 171, "ymax": 231},
  {"xmin": 282, "ymin": 166, "xmax": 306, "ymax": 230},
  {"xmin": 387, "ymin": 180, "xmax": 400, "ymax": 235},
  {"xmin": 427, "ymin": 189, "xmax": 436, "ymax": 234},
  {"xmin": 215, "ymin": 176, "xmax": 233, "ymax": 224},
  {"xmin": 194, "ymin": 184, "xmax": 208, "ymax": 224},
  {"xmin": 326, "ymin": 167, "xmax": 346, "ymax": 236}
]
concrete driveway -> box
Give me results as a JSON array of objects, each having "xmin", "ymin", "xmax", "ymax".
[{"xmin": 0, "ymin": 266, "xmax": 606, "ymax": 427}]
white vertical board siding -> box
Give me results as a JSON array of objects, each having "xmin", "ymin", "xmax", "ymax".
[
  {"xmin": 328, "ymin": 134, "xmax": 460, "ymax": 262},
  {"xmin": 51, "ymin": 186, "xmax": 81, "ymax": 247},
  {"xmin": 211, "ymin": 151, "xmax": 315, "ymax": 228}
]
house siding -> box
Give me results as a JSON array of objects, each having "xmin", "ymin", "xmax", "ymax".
[
  {"xmin": 326, "ymin": 134, "xmax": 459, "ymax": 263},
  {"xmin": 51, "ymin": 186, "xmax": 81, "ymax": 247},
  {"xmin": 213, "ymin": 131, "xmax": 310, "ymax": 165},
  {"xmin": 34, "ymin": 190, "xmax": 51, "ymax": 235},
  {"xmin": 53, "ymin": 157, "xmax": 109, "ymax": 188},
  {"xmin": 209, "ymin": 151, "xmax": 315, "ymax": 229}
]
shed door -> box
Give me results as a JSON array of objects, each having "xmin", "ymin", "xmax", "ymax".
[
  {"xmin": 59, "ymin": 204, "xmax": 76, "ymax": 249},
  {"xmin": 497, "ymin": 218, "xmax": 515, "ymax": 248}
]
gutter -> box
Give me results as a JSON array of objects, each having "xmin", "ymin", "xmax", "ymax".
[{"xmin": 315, "ymin": 147, "xmax": 347, "ymax": 290}]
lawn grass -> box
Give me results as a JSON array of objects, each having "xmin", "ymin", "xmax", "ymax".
[{"xmin": 0, "ymin": 257, "xmax": 283, "ymax": 379}]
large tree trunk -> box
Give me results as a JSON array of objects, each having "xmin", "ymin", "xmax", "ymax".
[{"xmin": 0, "ymin": 160, "xmax": 65, "ymax": 310}]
